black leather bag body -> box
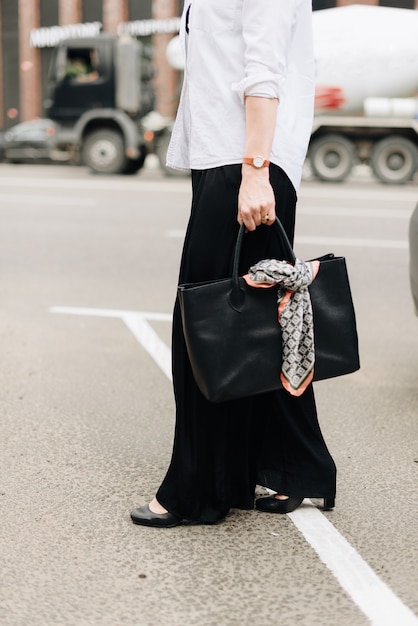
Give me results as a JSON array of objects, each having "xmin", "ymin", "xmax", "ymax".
[{"xmin": 178, "ymin": 218, "xmax": 360, "ymax": 403}]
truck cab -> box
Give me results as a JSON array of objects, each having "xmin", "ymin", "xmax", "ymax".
[
  {"xmin": 45, "ymin": 34, "xmax": 153, "ymax": 174},
  {"xmin": 47, "ymin": 36, "xmax": 116, "ymax": 121}
]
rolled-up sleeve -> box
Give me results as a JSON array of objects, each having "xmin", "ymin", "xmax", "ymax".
[{"xmin": 232, "ymin": 0, "xmax": 296, "ymax": 103}]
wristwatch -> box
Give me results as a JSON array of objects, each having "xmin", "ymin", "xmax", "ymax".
[{"xmin": 243, "ymin": 156, "xmax": 270, "ymax": 168}]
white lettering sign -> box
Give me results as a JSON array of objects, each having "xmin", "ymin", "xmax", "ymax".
[
  {"xmin": 117, "ymin": 18, "xmax": 181, "ymax": 37},
  {"xmin": 30, "ymin": 18, "xmax": 181, "ymax": 49},
  {"xmin": 30, "ymin": 22, "xmax": 102, "ymax": 48}
]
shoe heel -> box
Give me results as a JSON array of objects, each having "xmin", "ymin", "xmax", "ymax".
[{"xmin": 323, "ymin": 498, "xmax": 335, "ymax": 511}]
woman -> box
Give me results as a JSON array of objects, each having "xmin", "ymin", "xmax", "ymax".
[{"xmin": 131, "ymin": 0, "xmax": 336, "ymax": 528}]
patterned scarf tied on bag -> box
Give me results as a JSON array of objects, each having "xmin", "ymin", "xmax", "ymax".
[{"xmin": 243, "ymin": 258, "xmax": 320, "ymax": 396}]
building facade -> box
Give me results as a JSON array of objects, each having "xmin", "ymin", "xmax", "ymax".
[
  {"xmin": 0, "ymin": 0, "xmax": 416, "ymax": 130},
  {"xmin": 0, "ymin": 0, "xmax": 180, "ymax": 129}
]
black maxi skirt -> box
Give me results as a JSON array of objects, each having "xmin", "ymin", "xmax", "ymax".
[{"xmin": 156, "ymin": 164, "xmax": 336, "ymax": 523}]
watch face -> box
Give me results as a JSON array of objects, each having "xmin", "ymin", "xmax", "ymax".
[{"xmin": 253, "ymin": 156, "xmax": 264, "ymax": 168}]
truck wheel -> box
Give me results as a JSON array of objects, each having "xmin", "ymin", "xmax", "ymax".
[
  {"xmin": 83, "ymin": 129, "xmax": 127, "ymax": 175},
  {"xmin": 371, "ymin": 136, "xmax": 418, "ymax": 184},
  {"xmin": 155, "ymin": 130, "xmax": 190, "ymax": 178},
  {"xmin": 309, "ymin": 134, "xmax": 355, "ymax": 183}
]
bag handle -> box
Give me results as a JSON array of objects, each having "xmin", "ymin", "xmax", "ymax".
[{"xmin": 229, "ymin": 217, "xmax": 296, "ymax": 311}]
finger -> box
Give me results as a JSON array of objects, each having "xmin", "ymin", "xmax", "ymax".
[
  {"xmin": 243, "ymin": 215, "xmax": 257, "ymax": 232},
  {"xmin": 239, "ymin": 206, "xmax": 257, "ymax": 231},
  {"xmin": 254, "ymin": 212, "xmax": 263, "ymax": 227}
]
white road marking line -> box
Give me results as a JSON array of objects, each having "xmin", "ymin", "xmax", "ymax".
[
  {"xmin": 50, "ymin": 305, "xmax": 418, "ymax": 625},
  {"xmin": 50, "ymin": 306, "xmax": 172, "ymax": 381},
  {"xmin": 299, "ymin": 186, "xmax": 418, "ymax": 203},
  {"xmin": 296, "ymin": 236, "xmax": 408, "ymax": 249},
  {"xmin": 122, "ymin": 313, "xmax": 172, "ymax": 382},
  {"xmin": 0, "ymin": 174, "xmax": 416, "ymax": 202},
  {"xmin": 0, "ymin": 176, "xmax": 190, "ymax": 193},
  {"xmin": 0, "ymin": 189, "xmax": 412, "ymax": 219},
  {"xmin": 289, "ymin": 501, "xmax": 418, "ymax": 626},
  {"xmin": 165, "ymin": 230, "xmax": 408, "ymax": 249},
  {"xmin": 50, "ymin": 306, "xmax": 172, "ymax": 322},
  {"xmin": 297, "ymin": 207, "xmax": 413, "ymax": 219},
  {"xmin": 0, "ymin": 193, "xmax": 97, "ymax": 206}
]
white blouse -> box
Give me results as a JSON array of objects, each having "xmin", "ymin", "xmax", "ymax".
[{"xmin": 167, "ymin": 0, "xmax": 315, "ymax": 192}]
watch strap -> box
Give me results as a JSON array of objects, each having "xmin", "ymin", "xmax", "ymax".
[{"xmin": 243, "ymin": 156, "xmax": 270, "ymax": 168}]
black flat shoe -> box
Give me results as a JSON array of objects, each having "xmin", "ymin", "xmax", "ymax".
[
  {"xmin": 130, "ymin": 504, "xmax": 181, "ymax": 528},
  {"xmin": 256, "ymin": 495, "xmax": 304, "ymax": 514}
]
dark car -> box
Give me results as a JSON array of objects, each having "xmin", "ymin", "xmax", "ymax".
[
  {"xmin": 0, "ymin": 119, "xmax": 57, "ymax": 163},
  {"xmin": 409, "ymin": 202, "xmax": 418, "ymax": 315}
]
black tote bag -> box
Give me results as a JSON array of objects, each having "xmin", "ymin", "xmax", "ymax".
[{"xmin": 178, "ymin": 218, "xmax": 360, "ymax": 403}]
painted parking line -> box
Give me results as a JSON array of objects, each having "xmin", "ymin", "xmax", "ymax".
[
  {"xmin": 289, "ymin": 502, "xmax": 418, "ymax": 626},
  {"xmin": 50, "ymin": 305, "xmax": 418, "ymax": 626},
  {"xmin": 50, "ymin": 306, "xmax": 172, "ymax": 381}
]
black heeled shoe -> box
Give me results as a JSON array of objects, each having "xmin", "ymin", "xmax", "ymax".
[
  {"xmin": 130, "ymin": 504, "xmax": 181, "ymax": 528},
  {"xmin": 256, "ymin": 495, "xmax": 335, "ymax": 514},
  {"xmin": 322, "ymin": 498, "xmax": 335, "ymax": 511}
]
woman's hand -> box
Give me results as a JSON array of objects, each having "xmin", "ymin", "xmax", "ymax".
[{"xmin": 238, "ymin": 165, "xmax": 276, "ymax": 231}]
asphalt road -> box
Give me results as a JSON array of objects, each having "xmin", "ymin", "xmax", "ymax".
[{"xmin": 0, "ymin": 163, "xmax": 417, "ymax": 626}]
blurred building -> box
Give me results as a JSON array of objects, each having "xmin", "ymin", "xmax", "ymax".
[
  {"xmin": 0, "ymin": 0, "xmax": 180, "ymax": 129},
  {"xmin": 0, "ymin": 0, "xmax": 416, "ymax": 130}
]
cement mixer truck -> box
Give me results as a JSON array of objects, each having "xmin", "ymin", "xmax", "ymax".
[{"xmin": 309, "ymin": 4, "xmax": 418, "ymax": 184}]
